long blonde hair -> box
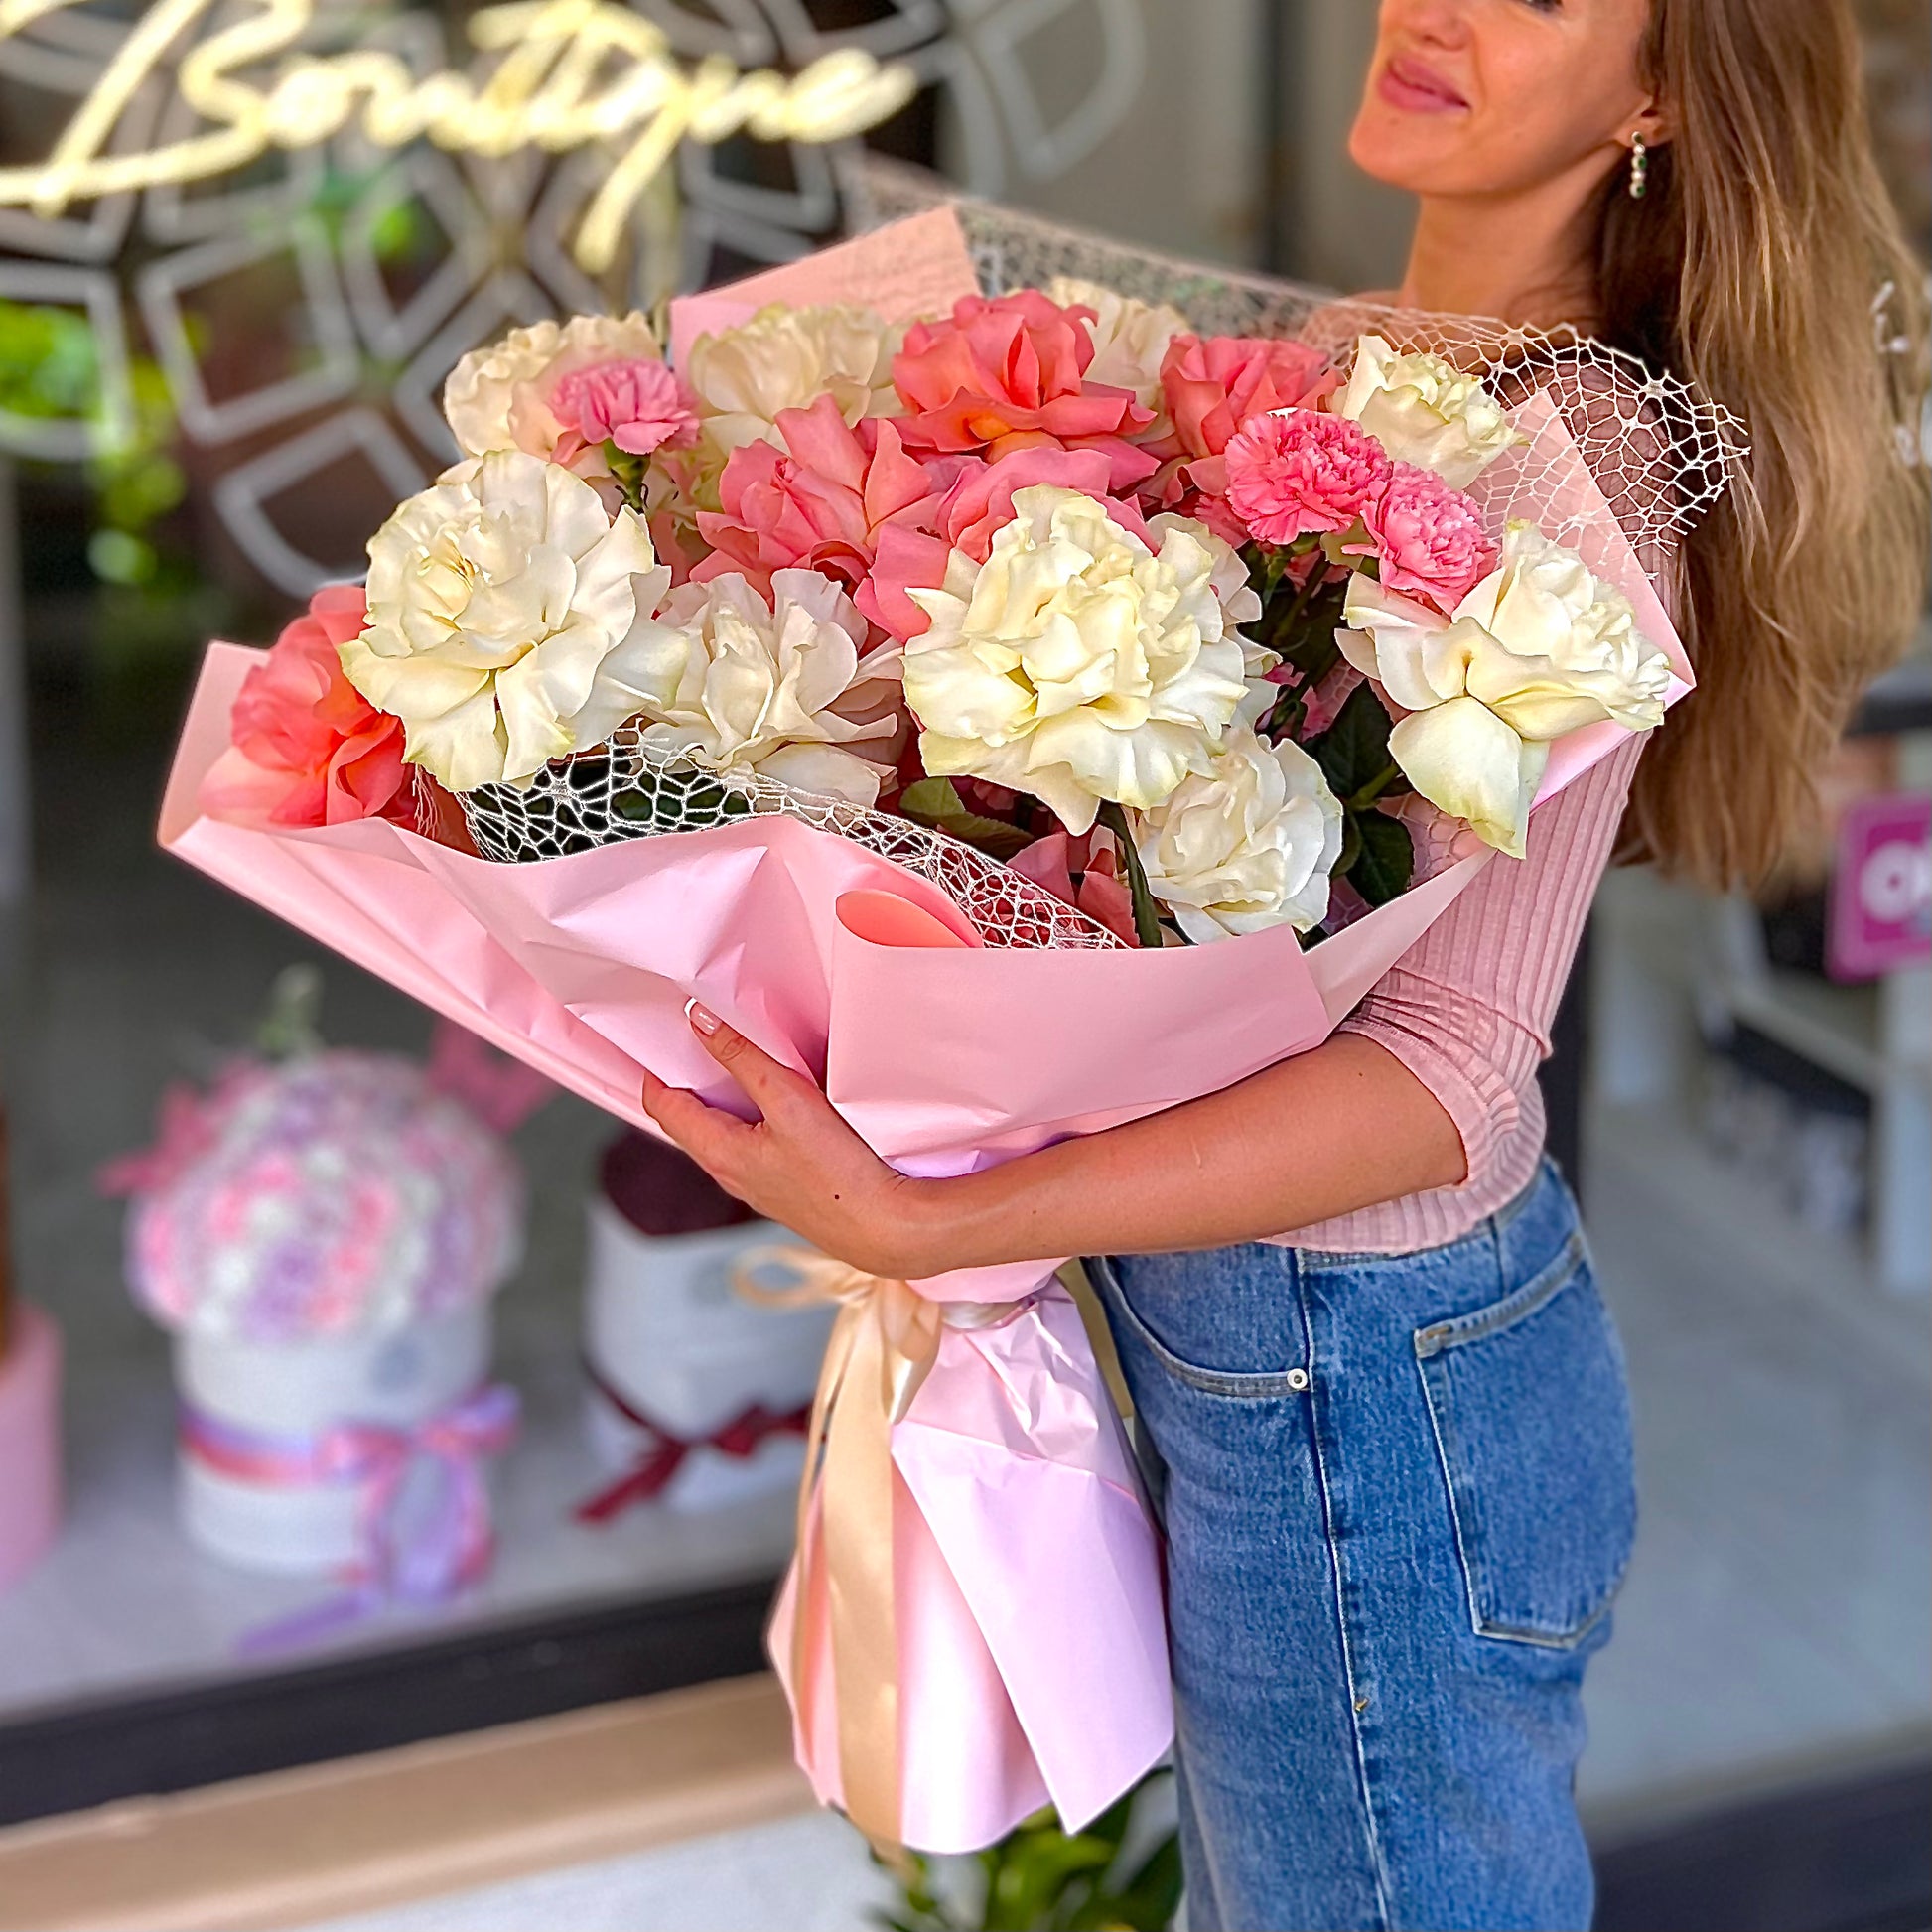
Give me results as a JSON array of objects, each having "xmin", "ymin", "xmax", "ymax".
[{"xmin": 1598, "ymin": 0, "xmax": 1930, "ymax": 889}]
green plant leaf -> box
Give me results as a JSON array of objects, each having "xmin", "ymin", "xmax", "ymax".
[
  {"xmin": 1307, "ymin": 679, "xmax": 1398, "ymax": 801},
  {"xmin": 899, "ymin": 777, "xmax": 1034, "ymax": 860},
  {"xmin": 1097, "ymin": 801, "xmax": 1170, "ymax": 949},
  {"xmin": 1349, "ymin": 810, "xmax": 1415, "ymax": 906},
  {"xmin": 1089, "ymin": 1824, "xmax": 1189, "ymax": 1932},
  {"xmin": 1256, "ymin": 568, "xmax": 1347, "ymax": 688},
  {"xmin": 984, "ymin": 1829, "xmax": 1114, "ymax": 1931}
]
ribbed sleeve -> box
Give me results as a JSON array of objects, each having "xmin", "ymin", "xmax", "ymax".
[{"xmin": 1275, "ymin": 735, "xmax": 1644, "ymax": 1255}]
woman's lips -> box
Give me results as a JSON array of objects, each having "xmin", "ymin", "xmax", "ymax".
[{"xmin": 1376, "ymin": 55, "xmax": 1469, "ymax": 114}]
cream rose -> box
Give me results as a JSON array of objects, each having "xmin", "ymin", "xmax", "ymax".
[
  {"xmin": 1148, "ymin": 508, "xmax": 1276, "ymax": 719},
  {"xmin": 341, "ymin": 451, "xmax": 668, "ymax": 792},
  {"xmin": 1335, "ymin": 334, "xmax": 1520, "ymax": 488},
  {"xmin": 620, "ymin": 569, "xmax": 901, "ymax": 807},
  {"xmin": 443, "ymin": 313, "xmax": 665, "ymax": 471},
  {"xmin": 1134, "ymin": 728, "xmax": 1344, "ymax": 942},
  {"xmin": 1045, "ymin": 276, "xmax": 1188, "ymax": 416},
  {"xmin": 1339, "ymin": 521, "xmax": 1671, "ymax": 857},
  {"xmin": 902, "ymin": 486, "xmax": 1252, "ymax": 835},
  {"xmin": 684, "ymin": 303, "xmax": 901, "ymax": 471}
]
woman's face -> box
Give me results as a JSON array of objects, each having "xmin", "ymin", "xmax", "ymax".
[{"xmin": 1349, "ymin": 0, "xmax": 1660, "ymax": 200}]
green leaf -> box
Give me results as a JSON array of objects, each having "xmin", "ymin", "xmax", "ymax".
[
  {"xmin": 1348, "ymin": 811, "xmax": 1415, "ymax": 906},
  {"xmin": 985, "ymin": 1832, "xmax": 1114, "ymax": 1930},
  {"xmin": 1093, "ymin": 1833, "xmax": 1185, "ymax": 1932},
  {"xmin": 899, "ymin": 777, "xmax": 1034, "ymax": 860},
  {"xmin": 1307, "ymin": 680, "xmax": 1401, "ymax": 801},
  {"xmin": 605, "ymin": 441, "xmax": 648, "ymax": 513},
  {"xmin": 1257, "ymin": 568, "xmax": 1347, "ymax": 687},
  {"xmin": 1097, "ymin": 801, "xmax": 1170, "ymax": 950}
]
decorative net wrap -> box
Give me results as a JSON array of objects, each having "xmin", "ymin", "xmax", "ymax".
[
  {"xmin": 459, "ymin": 161, "xmax": 1745, "ymax": 949},
  {"xmin": 458, "ymin": 727, "xmax": 1123, "ymax": 948},
  {"xmin": 851, "ymin": 158, "xmax": 1745, "ymax": 573}
]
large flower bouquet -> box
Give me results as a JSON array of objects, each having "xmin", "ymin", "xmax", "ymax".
[{"xmin": 162, "ymin": 193, "xmax": 1732, "ymax": 1853}]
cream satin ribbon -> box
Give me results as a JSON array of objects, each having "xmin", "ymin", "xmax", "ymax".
[{"xmin": 736, "ymin": 1246, "xmax": 1029, "ymax": 1846}]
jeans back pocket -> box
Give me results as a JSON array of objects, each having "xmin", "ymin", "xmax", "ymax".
[{"xmin": 1415, "ymin": 1237, "xmax": 1637, "ymax": 1647}]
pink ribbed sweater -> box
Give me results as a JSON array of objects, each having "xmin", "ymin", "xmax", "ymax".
[{"xmin": 1275, "ymin": 734, "xmax": 1644, "ymax": 1255}]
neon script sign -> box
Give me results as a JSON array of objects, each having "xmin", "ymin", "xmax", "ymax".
[{"xmin": 0, "ymin": 0, "xmax": 918, "ymax": 271}]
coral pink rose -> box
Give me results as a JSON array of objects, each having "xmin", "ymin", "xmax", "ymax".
[
  {"xmin": 1355, "ymin": 460, "xmax": 1499, "ymax": 610},
  {"xmin": 693, "ymin": 394, "xmax": 962, "ymax": 635},
  {"xmin": 201, "ymin": 586, "xmax": 410, "ymax": 829},
  {"xmin": 867, "ymin": 446, "xmax": 1152, "ymax": 643},
  {"xmin": 892, "ymin": 292, "xmax": 1157, "ymax": 490},
  {"xmin": 1009, "ymin": 829, "xmax": 1140, "ymax": 945},
  {"xmin": 1223, "ymin": 408, "xmax": 1394, "ymax": 544},
  {"xmin": 1158, "ymin": 336, "xmax": 1333, "ymax": 463},
  {"xmin": 550, "ymin": 358, "xmax": 699, "ymax": 469}
]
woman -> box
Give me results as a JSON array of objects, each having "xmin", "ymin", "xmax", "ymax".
[{"xmin": 643, "ymin": 1, "xmax": 1929, "ymax": 1925}]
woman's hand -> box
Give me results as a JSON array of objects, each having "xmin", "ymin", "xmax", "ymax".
[{"xmin": 640, "ymin": 1002, "xmax": 944, "ymax": 1281}]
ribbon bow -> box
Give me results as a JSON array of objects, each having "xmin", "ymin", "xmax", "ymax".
[
  {"xmin": 737, "ymin": 1246, "xmax": 1030, "ymax": 1847},
  {"xmin": 573, "ymin": 1362, "xmax": 810, "ymax": 1524},
  {"xmin": 181, "ymin": 1382, "xmax": 520, "ymax": 1654}
]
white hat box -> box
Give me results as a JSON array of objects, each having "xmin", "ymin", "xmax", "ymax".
[
  {"xmin": 177, "ymin": 1303, "xmax": 495, "ymax": 1575},
  {"xmin": 581, "ymin": 1189, "xmax": 833, "ymax": 1514}
]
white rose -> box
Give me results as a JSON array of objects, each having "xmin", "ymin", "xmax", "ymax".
[
  {"xmin": 903, "ymin": 486, "xmax": 1251, "ymax": 835},
  {"xmin": 1149, "ymin": 508, "xmax": 1275, "ymax": 719},
  {"xmin": 1134, "ymin": 728, "xmax": 1344, "ymax": 942},
  {"xmin": 342, "ymin": 451, "xmax": 668, "ymax": 791},
  {"xmin": 684, "ymin": 303, "xmax": 901, "ymax": 468},
  {"xmin": 621, "ymin": 569, "xmax": 901, "ymax": 807},
  {"xmin": 1045, "ymin": 276, "xmax": 1188, "ymax": 416},
  {"xmin": 1339, "ymin": 521, "xmax": 1671, "ymax": 857},
  {"xmin": 444, "ymin": 313, "xmax": 664, "ymax": 468},
  {"xmin": 1335, "ymin": 333, "xmax": 1520, "ymax": 487}
]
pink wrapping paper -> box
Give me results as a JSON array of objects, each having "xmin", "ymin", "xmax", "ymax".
[{"xmin": 158, "ymin": 212, "xmax": 1694, "ymax": 1850}]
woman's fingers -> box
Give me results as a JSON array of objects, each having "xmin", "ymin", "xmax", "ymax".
[
  {"xmin": 639, "ymin": 1065, "xmax": 756, "ymax": 1181},
  {"xmin": 684, "ymin": 1002, "xmax": 813, "ymax": 1118}
]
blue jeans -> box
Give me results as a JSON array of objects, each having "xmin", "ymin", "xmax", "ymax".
[{"xmin": 1089, "ymin": 1160, "xmax": 1635, "ymax": 1932}]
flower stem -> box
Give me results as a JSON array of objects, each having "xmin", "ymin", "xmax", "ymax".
[
  {"xmin": 1345, "ymin": 759, "xmax": 1402, "ymax": 812},
  {"xmin": 1099, "ymin": 801, "xmax": 1169, "ymax": 949},
  {"xmin": 605, "ymin": 441, "xmax": 647, "ymax": 514}
]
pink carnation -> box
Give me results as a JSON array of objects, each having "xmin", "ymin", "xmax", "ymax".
[
  {"xmin": 1223, "ymin": 409, "xmax": 1394, "ymax": 544},
  {"xmin": 200, "ymin": 586, "xmax": 410, "ymax": 830},
  {"xmin": 550, "ymin": 357, "xmax": 699, "ymax": 467},
  {"xmin": 1357, "ymin": 461, "xmax": 1499, "ymax": 610},
  {"xmin": 892, "ymin": 292, "xmax": 1156, "ymax": 490}
]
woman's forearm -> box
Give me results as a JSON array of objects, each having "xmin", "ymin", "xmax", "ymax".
[{"xmin": 908, "ymin": 1034, "xmax": 1467, "ymax": 1271}]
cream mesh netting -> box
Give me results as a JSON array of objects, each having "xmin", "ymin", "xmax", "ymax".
[
  {"xmin": 851, "ymin": 159, "xmax": 1745, "ymax": 568},
  {"xmin": 457, "ymin": 162, "xmax": 1745, "ymax": 948},
  {"xmin": 458, "ymin": 729, "xmax": 1123, "ymax": 948}
]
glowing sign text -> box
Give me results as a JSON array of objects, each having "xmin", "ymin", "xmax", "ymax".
[{"xmin": 0, "ymin": 0, "xmax": 918, "ymax": 271}]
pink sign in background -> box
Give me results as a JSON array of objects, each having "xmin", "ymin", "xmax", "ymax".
[{"xmin": 1828, "ymin": 791, "xmax": 1932, "ymax": 983}]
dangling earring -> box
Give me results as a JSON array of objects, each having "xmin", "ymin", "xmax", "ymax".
[{"xmin": 1627, "ymin": 131, "xmax": 1649, "ymax": 201}]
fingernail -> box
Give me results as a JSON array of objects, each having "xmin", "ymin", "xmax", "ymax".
[{"xmin": 684, "ymin": 997, "xmax": 721, "ymax": 1036}]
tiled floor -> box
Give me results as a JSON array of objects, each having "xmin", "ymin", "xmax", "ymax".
[{"xmin": 298, "ymin": 1811, "xmax": 895, "ymax": 1932}]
